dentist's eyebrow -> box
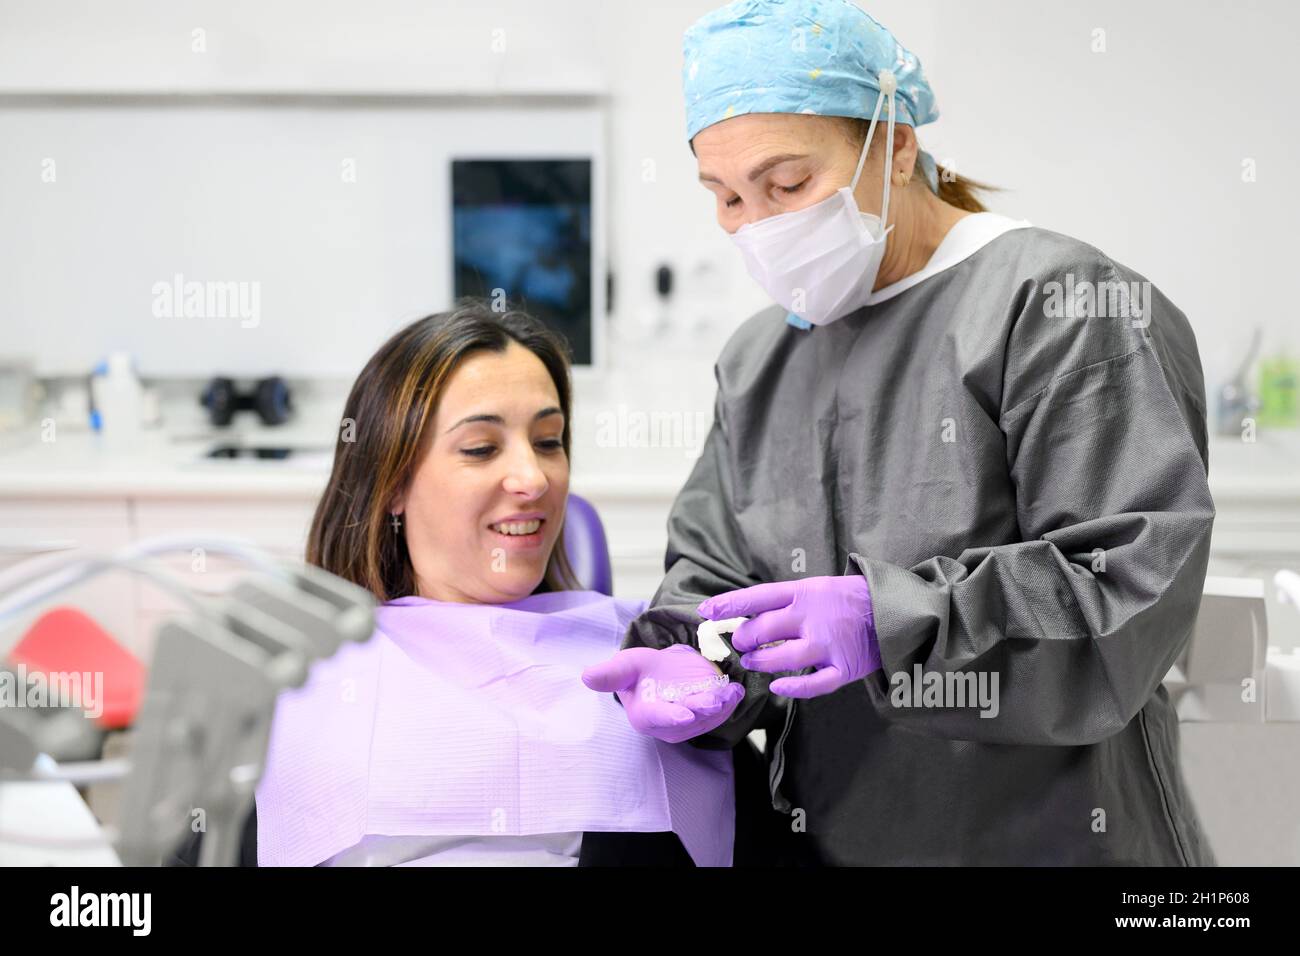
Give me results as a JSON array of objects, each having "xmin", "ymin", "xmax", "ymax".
[
  {"xmin": 698, "ymin": 153, "xmax": 809, "ymax": 185},
  {"xmin": 445, "ymin": 407, "xmax": 563, "ymax": 434}
]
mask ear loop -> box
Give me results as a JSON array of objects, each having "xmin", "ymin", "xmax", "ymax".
[
  {"xmin": 850, "ymin": 81, "xmax": 885, "ymax": 191},
  {"xmin": 878, "ymin": 70, "xmax": 897, "ymax": 229},
  {"xmin": 850, "ymin": 70, "xmax": 898, "ymax": 234}
]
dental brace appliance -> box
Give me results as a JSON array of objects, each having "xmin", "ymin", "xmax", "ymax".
[
  {"xmin": 656, "ymin": 673, "xmax": 731, "ymax": 702},
  {"xmin": 696, "ymin": 616, "xmax": 749, "ymax": 663}
]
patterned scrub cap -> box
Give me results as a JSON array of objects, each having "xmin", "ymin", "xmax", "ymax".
[{"xmin": 683, "ymin": 0, "xmax": 940, "ymax": 188}]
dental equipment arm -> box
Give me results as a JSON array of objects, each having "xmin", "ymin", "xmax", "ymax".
[{"xmin": 0, "ymin": 535, "xmax": 374, "ymax": 866}]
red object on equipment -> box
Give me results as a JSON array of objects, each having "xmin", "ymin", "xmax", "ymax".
[{"xmin": 7, "ymin": 606, "xmax": 145, "ymax": 730}]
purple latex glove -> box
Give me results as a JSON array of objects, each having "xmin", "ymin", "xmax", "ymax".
[
  {"xmin": 698, "ymin": 575, "xmax": 880, "ymax": 699},
  {"xmin": 581, "ymin": 645, "xmax": 746, "ymax": 744}
]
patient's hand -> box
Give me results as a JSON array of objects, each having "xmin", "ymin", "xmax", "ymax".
[{"xmin": 581, "ymin": 645, "xmax": 746, "ymax": 744}]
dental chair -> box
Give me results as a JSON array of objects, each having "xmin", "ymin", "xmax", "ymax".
[{"xmin": 562, "ymin": 494, "xmax": 614, "ymax": 595}]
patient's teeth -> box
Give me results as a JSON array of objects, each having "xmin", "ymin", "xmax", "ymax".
[{"xmin": 493, "ymin": 519, "xmax": 541, "ymax": 535}]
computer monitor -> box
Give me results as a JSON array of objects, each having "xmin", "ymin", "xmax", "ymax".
[{"xmin": 452, "ymin": 158, "xmax": 593, "ymax": 366}]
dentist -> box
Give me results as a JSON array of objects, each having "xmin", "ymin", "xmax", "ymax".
[{"xmin": 586, "ymin": 0, "xmax": 1216, "ymax": 865}]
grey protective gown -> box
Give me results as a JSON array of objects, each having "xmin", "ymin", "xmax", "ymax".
[{"xmin": 624, "ymin": 224, "xmax": 1217, "ymax": 865}]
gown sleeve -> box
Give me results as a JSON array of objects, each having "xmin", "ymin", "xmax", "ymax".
[
  {"xmin": 621, "ymin": 388, "xmax": 786, "ymax": 750},
  {"xmin": 855, "ymin": 255, "xmax": 1216, "ymax": 745}
]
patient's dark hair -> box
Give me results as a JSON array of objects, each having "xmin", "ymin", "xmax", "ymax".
[{"xmin": 307, "ymin": 298, "xmax": 579, "ymax": 601}]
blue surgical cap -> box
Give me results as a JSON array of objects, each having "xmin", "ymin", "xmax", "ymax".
[{"xmin": 683, "ymin": 0, "xmax": 940, "ymax": 185}]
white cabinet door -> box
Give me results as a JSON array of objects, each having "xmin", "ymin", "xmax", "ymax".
[
  {"xmin": 0, "ymin": 498, "xmax": 135, "ymax": 658},
  {"xmin": 129, "ymin": 496, "xmax": 319, "ymax": 658}
]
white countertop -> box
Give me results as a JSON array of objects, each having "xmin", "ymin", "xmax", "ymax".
[
  {"xmin": 1204, "ymin": 432, "xmax": 1300, "ymax": 504},
  {"xmin": 0, "ymin": 778, "xmax": 121, "ymax": 866},
  {"xmin": 0, "ymin": 420, "xmax": 1295, "ymax": 503},
  {"xmin": 0, "ymin": 423, "xmax": 697, "ymax": 500}
]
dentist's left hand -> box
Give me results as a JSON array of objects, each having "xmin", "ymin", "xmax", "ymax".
[
  {"xmin": 582, "ymin": 645, "xmax": 746, "ymax": 744},
  {"xmin": 699, "ymin": 575, "xmax": 881, "ymax": 699}
]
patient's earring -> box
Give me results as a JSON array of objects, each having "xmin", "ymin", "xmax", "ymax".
[
  {"xmin": 895, "ymin": 169, "xmax": 910, "ymax": 186},
  {"xmin": 389, "ymin": 512, "xmax": 402, "ymax": 533}
]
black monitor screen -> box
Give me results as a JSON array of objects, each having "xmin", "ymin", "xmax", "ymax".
[{"xmin": 452, "ymin": 159, "xmax": 592, "ymax": 365}]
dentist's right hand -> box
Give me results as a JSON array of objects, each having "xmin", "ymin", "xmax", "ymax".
[{"xmin": 582, "ymin": 645, "xmax": 746, "ymax": 744}]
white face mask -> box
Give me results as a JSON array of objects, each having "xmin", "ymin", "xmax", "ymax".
[{"xmin": 730, "ymin": 70, "xmax": 899, "ymax": 327}]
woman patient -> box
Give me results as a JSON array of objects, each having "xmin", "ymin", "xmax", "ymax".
[{"xmin": 254, "ymin": 300, "xmax": 740, "ymax": 866}]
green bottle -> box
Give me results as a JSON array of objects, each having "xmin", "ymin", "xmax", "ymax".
[{"xmin": 1257, "ymin": 346, "xmax": 1298, "ymax": 428}]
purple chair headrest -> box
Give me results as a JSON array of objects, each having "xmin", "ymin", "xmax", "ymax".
[{"xmin": 563, "ymin": 494, "xmax": 614, "ymax": 596}]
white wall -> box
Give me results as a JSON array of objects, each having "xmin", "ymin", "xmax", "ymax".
[
  {"xmin": 921, "ymin": 0, "xmax": 1300, "ymax": 393},
  {"xmin": 1, "ymin": 0, "xmax": 1296, "ymax": 436},
  {"xmin": 0, "ymin": 101, "xmax": 606, "ymax": 377}
]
